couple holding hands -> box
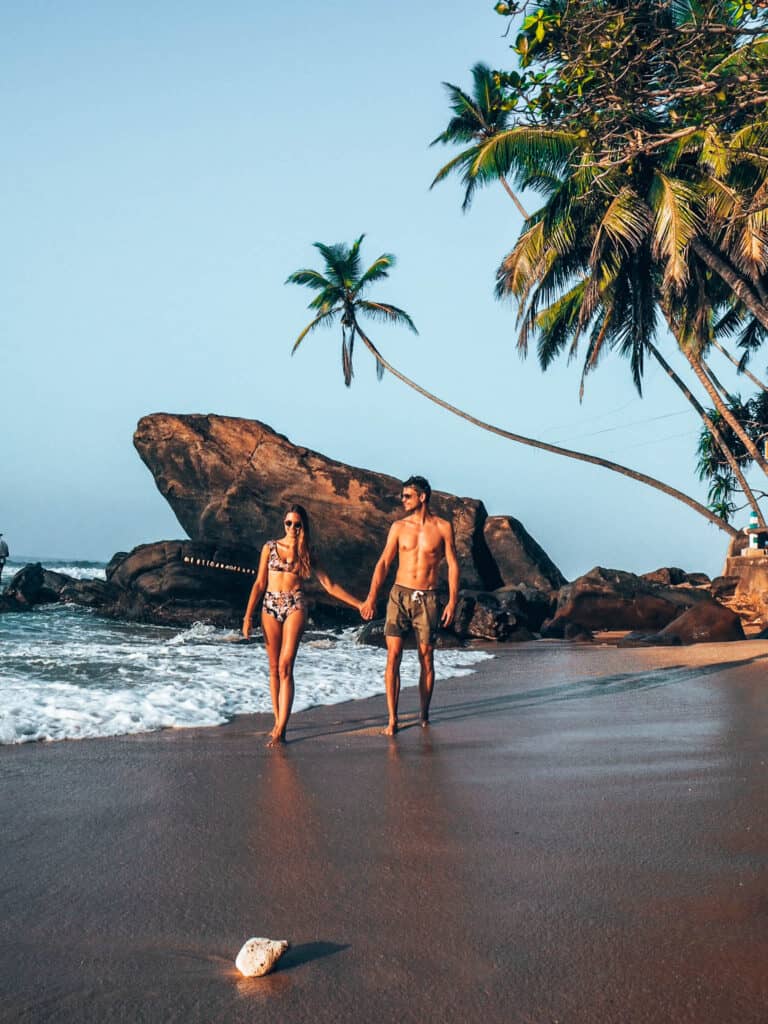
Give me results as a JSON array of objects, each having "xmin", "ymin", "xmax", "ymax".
[{"xmin": 242, "ymin": 476, "xmax": 459, "ymax": 746}]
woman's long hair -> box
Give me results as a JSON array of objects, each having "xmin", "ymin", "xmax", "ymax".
[{"xmin": 286, "ymin": 503, "xmax": 312, "ymax": 579}]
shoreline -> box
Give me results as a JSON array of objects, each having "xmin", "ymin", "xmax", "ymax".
[{"xmin": 2, "ymin": 640, "xmax": 768, "ymax": 1023}]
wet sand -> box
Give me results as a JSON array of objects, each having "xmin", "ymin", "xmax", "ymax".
[{"xmin": 1, "ymin": 639, "xmax": 768, "ymax": 1024}]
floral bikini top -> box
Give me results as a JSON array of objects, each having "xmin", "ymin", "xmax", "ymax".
[{"xmin": 268, "ymin": 540, "xmax": 298, "ymax": 574}]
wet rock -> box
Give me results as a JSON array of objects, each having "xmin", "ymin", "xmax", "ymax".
[
  {"xmin": 59, "ymin": 578, "xmax": 115, "ymax": 608},
  {"xmin": 235, "ymin": 937, "xmax": 289, "ymax": 978},
  {"xmin": 3, "ymin": 564, "xmax": 72, "ymax": 606}
]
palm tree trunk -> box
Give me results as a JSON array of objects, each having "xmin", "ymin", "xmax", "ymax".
[
  {"xmin": 352, "ymin": 324, "xmax": 738, "ymax": 537},
  {"xmin": 499, "ymin": 174, "xmax": 529, "ymax": 220},
  {"xmin": 680, "ymin": 345, "xmax": 768, "ymax": 477},
  {"xmin": 690, "ymin": 238, "xmax": 768, "ymax": 332},
  {"xmin": 711, "ymin": 338, "xmax": 768, "ymax": 394},
  {"xmin": 648, "ymin": 342, "xmax": 766, "ymax": 527}
]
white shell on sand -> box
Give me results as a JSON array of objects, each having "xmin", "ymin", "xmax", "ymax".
[{"xmin": 235, "ymin": 937, "xmax": 290, "ymax": 977}]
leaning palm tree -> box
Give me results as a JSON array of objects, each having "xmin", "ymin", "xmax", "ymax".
[
  {"xmin": 287, "ymin": 236, "xmax": 738, "ymax": 536},
  {"xmin": 431, "ymin": 63, "xmax": 529, "ymax": 219}
]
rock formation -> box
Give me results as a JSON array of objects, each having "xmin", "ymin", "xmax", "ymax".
[
  {"xmin": 130, "ymin": 413, "xmax": 564, "ymax": 626},
  {"xmin": 541, "ymin": 566, "xmax": 711, "ymax": 637}
]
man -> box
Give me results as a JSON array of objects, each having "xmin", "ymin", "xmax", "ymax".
[
  {"xmin": 0, "ymin": 534, "xmax": 8, "ymax": 586},
  {"xmin": 361, "ymin": 476, "xmax": 459, "ymax": 735}
]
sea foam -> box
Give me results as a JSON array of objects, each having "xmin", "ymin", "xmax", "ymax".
[{"xmin": 0, "ymin": 606, "xmax": 492, "ymax": 744}]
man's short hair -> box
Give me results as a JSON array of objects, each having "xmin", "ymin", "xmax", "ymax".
[{"xmin": 403, "ymin": 475, "xmax": 431, "ymax": 503}]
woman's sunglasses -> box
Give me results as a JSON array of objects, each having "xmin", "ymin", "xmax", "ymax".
[{"xmin": 284, "ymin": 520, "xmax": 303, "ymax": 530}]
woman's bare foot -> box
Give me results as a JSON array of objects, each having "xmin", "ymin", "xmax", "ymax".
[
  {"xmin": 266, "ymin": 732, "xmax": 286, "ymax": 748},
  {"xmin": 420, "ymin": 715, "xmax": 430, "ymax": 729},
  {"xmin": 383, "ymin": 720, "xmax": 398, "ymax": 736}
]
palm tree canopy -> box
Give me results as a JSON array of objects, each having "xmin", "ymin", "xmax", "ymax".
[{"xmin": 286, "ymin": 236, "xmax": 417, "ymax": 386}]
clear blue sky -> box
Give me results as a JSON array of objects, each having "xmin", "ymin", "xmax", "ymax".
[{"xmin": 2, "ymin": 1, "xmax": 757, "ymax": 578}]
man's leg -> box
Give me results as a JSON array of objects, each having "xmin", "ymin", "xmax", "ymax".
[
  {"xmin": 417, "ymin": 644, "xmax": 436, "ymax": 726},
  {"xmin": 384, "ymin": 636, "xmax": 404, "ymax": 735}
]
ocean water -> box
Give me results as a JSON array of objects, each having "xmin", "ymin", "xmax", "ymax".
[{"xmin": 0, "ymin": 560, "xmax": 492, "ymax": 745}]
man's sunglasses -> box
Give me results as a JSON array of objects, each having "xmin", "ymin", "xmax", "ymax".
[{"xmin": 284, "ymin": 520, "xmax": 303, "ymax": 529}]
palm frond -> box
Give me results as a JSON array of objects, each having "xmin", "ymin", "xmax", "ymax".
[
  {"xmin": 356, "ymin": 301, "xmax": 418, "ymax": 334},
  {"xmin": 354, "ymin": 254, "xmax": 395, "ymax": 295},
  {"xmin": 285, "ymin": 268, "xmax": 333, "ymax": 291},
  {"xmin": 649, "ymin": 172, "xmax": 702, "ymax": 293},
  {"xmin": 291, "ymin": 308, "xmax": 340, "ymax": 354}
]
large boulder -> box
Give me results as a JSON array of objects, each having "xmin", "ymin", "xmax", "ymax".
[
  {"xmin": 483, "ymin": 516, "xmax": 566, "ymax": 592},
  {"xmin": 133, "ymin": 414, "xmax": 504, "ymax": 602},
  {"xmin": 542, "ymin": 566, "xmax": 710, "ymax": 636},
  {"xmin": 97, "ymin": 540, "xmax": 267, "ymax": 628},
  {"xmin": 618, "ymin": 600, "xmax": 745, "ymax": 646}
]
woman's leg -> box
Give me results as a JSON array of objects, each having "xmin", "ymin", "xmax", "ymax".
[
  {"xmin": 269, "ymin": 607, "xmax": 306, "ymax": 746},
  {"xmin": 261, "ymin": 609, "xmax": 283, "ymax": 738}
]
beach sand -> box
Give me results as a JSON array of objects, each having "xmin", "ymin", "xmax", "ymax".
[{"xmin": 2, "ymin": 639, "xmax": 767, "ymax": 1024}]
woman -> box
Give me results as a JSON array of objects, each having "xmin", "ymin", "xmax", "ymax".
[{"xmin": 242, "ymin": 504, "xmax": 364, "ymax": 746}]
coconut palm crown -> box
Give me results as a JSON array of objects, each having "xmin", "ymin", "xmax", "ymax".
[
  {"xmin": 286, "ymin": 235, "xmax": 417, "ymax": 386},
  {"xmin": 431, "ymin": 62, "xmax": 528, "ymax": 218}
]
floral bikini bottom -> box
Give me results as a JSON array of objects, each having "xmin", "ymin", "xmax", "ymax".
[{"xmin": 263, "ymin": 590, "xmax": 306, "ymax": 624}]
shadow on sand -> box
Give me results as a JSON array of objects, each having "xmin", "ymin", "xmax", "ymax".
[{"xmin": 285, "ymin": 651, "xmax": 768, "ymax": 740}]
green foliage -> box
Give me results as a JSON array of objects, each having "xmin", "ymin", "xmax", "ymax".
[{"xmin": 696, "ymin": 391, "xmax": 768, "ymax": 517}]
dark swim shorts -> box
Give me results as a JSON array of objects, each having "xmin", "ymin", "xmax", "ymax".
[{"xmin": 384, "ymin": 584, "xmax": 440, "ymax": 646}]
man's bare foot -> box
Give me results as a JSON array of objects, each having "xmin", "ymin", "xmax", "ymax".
[
  {"xmin": 383, "ymin": 720, "xmax": 398, "ymax": 736},
  {"xmin": 266, "ymin": 732, "xmax": 286, "ymax": 748}
]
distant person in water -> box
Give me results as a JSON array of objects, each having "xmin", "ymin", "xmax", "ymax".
[
  {"xmin": 243, "ymin": 504, "xmax": 370, "ymax": 746},
  {"xmin": 361, "ymin": 476, "xmax": 459, "ymax": 735},
  {"xmin": 0, "ymin": 534, "xmax": 8, "ymax": 586}
]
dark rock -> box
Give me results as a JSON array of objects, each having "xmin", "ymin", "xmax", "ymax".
[
  {"xmin": 452, "ymin": 590, "xmax": 523, "ymax": 641},
  {"xmin": 105, "ymin": 552, "xmax": 130, "ymax": 580},
  {"xmin": 564, "ymin": 622, "xmax": 594, "ymax": 642},
  {"xmin": 4, "ymin": 564, "xmax": 72, "ymax": 606},
  {"xmin": 540, "ymin": 618, "xmax": 592, "ymax": 640},
  {"xmin": 133, "ymin": 413, "xmax": 505, "ymax": 603},
  {"xmin": 504, "ymin": 626, "xmax": 536, "ymax": 643},
  {"xmin": 543, "ymin": 566, "xmax": 710, "ymax": 634},
  {"xmin": 686, "ymin": 573, "xmax": 712, "ymax": 587},
  {"xmin": 483, "ymin": 516, "xmax": 566, "ymax": 591},
  {"xmin": 618, "ymin": 600, "xmax": 745, "ymax": 646},
  {"xmin": 59, "ymin": 578, "xmax": 115, "ymax": 608},
  {"xmin": 356, "ymin": 620, "xmax": 463, "ymax": 649},
  {"xmin": 710, "ymin": 576, "xmax": 739, "ymax": 600},
  {"xmin": 495, "ymin": 584, "xmax": 554, "ymax": 632}
]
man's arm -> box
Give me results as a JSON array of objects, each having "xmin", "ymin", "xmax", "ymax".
[
  {"xmin": 360, "ymin": 523, "xmax": 400, "ymax": 620},
  {"xmin": 440, "ymin": 520, "xmax": 459, "ymax": 628}
]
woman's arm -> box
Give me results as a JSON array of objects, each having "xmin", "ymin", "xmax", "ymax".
[
  {"xmin": 315, "ymin": 568, "xmax": 365, "ymax": 613},
  {"xmin": 242, "ymin": 544, "xmax": 270, "ymax": 637}
]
